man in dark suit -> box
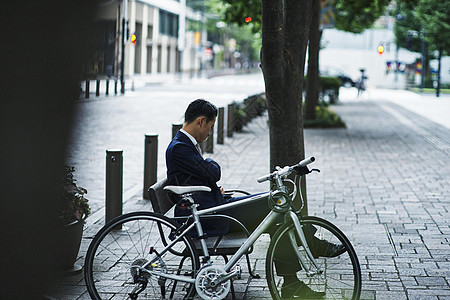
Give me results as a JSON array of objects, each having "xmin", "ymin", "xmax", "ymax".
[
  {"xmin": 166, "ymin": 99, "xmax": 270, "ymax": 236},
  {"xmin": 166, "ymin": 99, "xmax": 229, "ymax": 236},
  {"xmin": 166, "ymin": 99, "xmax": 343, "ymax": 298}
]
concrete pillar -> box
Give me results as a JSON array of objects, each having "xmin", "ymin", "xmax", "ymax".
[
  {"xmin": 227, "ymin": 103, "xmax": 235, "ymax": 137},
  {"xmin": 96, "ymin": 79, "xmax": 100, "ymax": 97},
  {"xmin": 126, "ymin": 0, "xmax": 136, "ymax": 76},
  {"xmin": 217, "ymin": 107, "xmax": 224, "ymax": 144},
  {"xmin": 140, "ymin": 5, "xmax": 148, "ymax": 75},
  {"xmin": 106, "ymin": 149, "xmax": 123, "ymax": 224},
  {"xmin": 172, "ymin": 124, "xmax": 182, "ymax": 139},
  {"xmin": 151, "ymin": 8, "xmax": 159, "ymax": 74},
  {"xmin": 205, "ymin": 127, "xmax": 213, "ymax": 153},
  {"xmin": 85, "ymin": 80, "xmax": 90, "ymax": 98},
  {"xmin": 161, "ymin": 36, "xmax": 168, "ymax": 74},
  {"xmin": 143, "ymin": 134, "xmax": 158, "ymax": 199}
]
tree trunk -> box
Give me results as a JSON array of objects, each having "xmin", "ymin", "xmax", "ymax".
[
  {"xmin": 261, "ymin": 0, "xmax": 313, "ymax": 212},
  {"xmin": 304, "ymin": 0, "xmax": 322, "ymax": 121}
]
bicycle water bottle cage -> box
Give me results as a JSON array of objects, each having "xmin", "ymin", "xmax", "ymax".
[{"xmin": 269, "ymin": 190, "xmax": 291, "ymax": 212}]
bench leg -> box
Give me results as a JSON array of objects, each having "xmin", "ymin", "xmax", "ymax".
[
  {"xmin": 171, "ymin": 256, "xmax": 188, "ymax": 299},
  {"xmin": 245, "ymin": 253, "xmax": 260, "ymax": 279}
]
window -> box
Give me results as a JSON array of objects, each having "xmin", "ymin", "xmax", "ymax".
[{"xmin": 159, "ymin": 10, "xmax": 178, "ymax": 37}]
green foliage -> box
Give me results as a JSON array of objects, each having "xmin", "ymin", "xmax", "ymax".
[
  {"xmin": 202, "ymin": 0, "xmax": 262, "ymax": 62},
  {"xmin": 220, "ymin": 0, "xmax": 261, "ymax": 33},
  {"xmin": 393, "ymin": 1, "xmax": 423, "ymax": 52},
  {"xmin": 218, "ymin": 0, "xmax": 390, "ymax": 35},
  {"xmin": 320, "ymin": 76, "xmax": 341, "ymax": 104},
  {"xmin": 394, "ymin": 0, "xmax": 450, "ymax": 55},
  {"xmin": 229, "ymin": 25, "xmax": 262, "ymax": 61},
  {"xmin": 304, "ymin": 76, "xmax": 341, "ymax": 103},
  {"xmin": 335, "ymin": 0, "xmax": 390, "ymax": 33},
  {"xmin": 232, "ymin": 93, "xmax": 266, "ymax": 131},
  {"xmin": 303, "ymin": 103, "xmax": 346, "ymax": 128},
  {"xmin": 59, "ymin": 165, "xmax": 90, "ymax": 224},
  {"xmin": 417, "ymin": 0, "xmax": 450, "ymax": 55},
  {"xmin": 412, "ymin": 87, "xmax": 450, "ymax": 93},
  {"xmin": 320, "ymin": 76, "xmax": 341, "ymax": 91}
]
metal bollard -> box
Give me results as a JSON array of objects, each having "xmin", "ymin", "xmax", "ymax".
[
  {"xmin": 205, "ymin": 127, "xmax": 213, "ymax": 153},
  {"xmin": 143, "ymin": 134, "xmax": 158, "ymax": 199},
  {"xmin": 114, "ymin": 80, "xmax": 118, "ymax": 95},
  {"xmin": 217, "ymin": 107, "xmax": 224, "ymax": 144},
  {"xmin": 96, "ymin": 79, "xmax": 100, "ymax": 97},
  {"xmin": 172, "ymin": 124, "xmax": 183, "ymax": 139},
  {"xmin": 227, "ymin": 103, "xmax": 235, "ymax": 138},
  {"xmin": 85, "ymin": 80, "xmax": 90, "ymax": 98},
  {"xmin": 106, "ymin": 80, "xmax": 109, "ymax": 96},
  {"xmin": 106, "ymin": 149, "xmax": 123, "ymax": 225}
]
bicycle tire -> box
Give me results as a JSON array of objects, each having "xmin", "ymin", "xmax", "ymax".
[
  {"xmin": 266, "ymin": 216, "xmax": 361, "ymax": 300},
  {"xmin": 84, "ymin": 211, "xmax": 200, "ymax": 299}
]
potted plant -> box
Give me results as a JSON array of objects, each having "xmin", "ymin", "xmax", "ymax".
[{"xmin": 56, "ymin": 165, "xmax": 91, "ymax": 274}]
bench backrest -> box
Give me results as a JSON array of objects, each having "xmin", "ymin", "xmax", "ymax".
[{"xmin": 147, "ymin": 179, "xmax": 175, "ymax": 215}]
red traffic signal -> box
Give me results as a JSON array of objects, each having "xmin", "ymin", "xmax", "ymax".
[
  {"xmin": 131, "ymin": 33, "xmax": 137, "ymax": 45},
  {"xmin": 377, "ymin": 44, "xmax": 384, "ymax": 55},
  {"xmin": 245, "ymin": 17, "xmax": 252, "ymax": 23}
]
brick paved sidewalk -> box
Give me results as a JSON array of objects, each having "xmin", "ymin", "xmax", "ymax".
[{"xmin": 48, "ymin": 96, "xmax": 450, "ymax": 299}]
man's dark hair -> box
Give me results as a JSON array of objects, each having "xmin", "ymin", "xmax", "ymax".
[{"xmin": 185, "ymin": 99, "xmax": 218, "ymax": 124}]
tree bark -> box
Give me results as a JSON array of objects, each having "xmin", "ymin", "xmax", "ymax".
[
  {"xmin": 305, "ymin": 0, "xmax": 322, "ymax": 121},
  {"xmin": 261, "ymin": 0, "xmax": 313, "ymax": 212}
]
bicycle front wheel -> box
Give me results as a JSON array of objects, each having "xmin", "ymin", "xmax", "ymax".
[
  {"xmin": 84, "ymin": 212, "xmax": 199, "ymax": 299},
  {"xmin": 266, "ymin": 216, "xmax": 361, "ymax": 300}
]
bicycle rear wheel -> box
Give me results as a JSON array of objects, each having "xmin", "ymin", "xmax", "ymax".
[
  {"xmin": 266, "ymin": 216, "xmax": 361, "ymax": 300},
  {"xmin": 84, "ymin": 212, "xmax": 199, "ymax": 299}
]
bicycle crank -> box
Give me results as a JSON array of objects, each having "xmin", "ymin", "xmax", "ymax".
[{"xmin": 195, "ymin": 266, "xmax": 231, "ymax": 300}]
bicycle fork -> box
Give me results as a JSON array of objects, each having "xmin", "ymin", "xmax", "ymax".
[{"xmin": 288, "ymin": 211, "xmax": 323, "ymax": 276}]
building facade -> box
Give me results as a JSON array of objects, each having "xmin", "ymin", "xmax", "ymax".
[{"xmin": 87, "ymin": 0, "xmax": 204, "ymax": 80}]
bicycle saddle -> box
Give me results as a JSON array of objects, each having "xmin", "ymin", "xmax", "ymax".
[{"xmin": 164, "ymin": 185, "xmax": 211, "ymax": 195}]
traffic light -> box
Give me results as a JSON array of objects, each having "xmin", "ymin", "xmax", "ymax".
[
  {"xmin": 245, "ymin": 17, "xmax": 252, "ymax": 23},
  {"xmin": 131, "ymin": 33, "xmax": 137, "ymax": 45},
  {"xmin": 377, "ymin": 44, "xmax": 384, "ymax": 55}
]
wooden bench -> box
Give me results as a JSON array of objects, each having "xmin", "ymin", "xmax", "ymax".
[{"xmin": 148, "ymin": 179, "xmax": 259, "ymax": 299}]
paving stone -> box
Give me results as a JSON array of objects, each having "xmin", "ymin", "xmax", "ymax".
[
  {"xmin": 416, "ymin": 276, "xmax": 448, "ymax": 286},
  {"xmin": 376, "ymin": 291, "xmax": 408, "ymax": 299}
]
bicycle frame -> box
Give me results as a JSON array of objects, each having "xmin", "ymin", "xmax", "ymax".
[{"xmin": 141, "ymin": 184, "xmax": 323, "ymax": 284}]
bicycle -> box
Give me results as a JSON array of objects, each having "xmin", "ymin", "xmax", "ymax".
[
  {"xmin": 84, "ymin": 157, "xmax": 361, "ymax": 299},
  {"xmin": 356, "ymin": 68, "xmax": 367, "ymax": 97}
]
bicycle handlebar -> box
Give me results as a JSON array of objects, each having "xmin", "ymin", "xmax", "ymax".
[{"xmin": 257, "ymin": 156, "xmax": 315, "ymax": 183}]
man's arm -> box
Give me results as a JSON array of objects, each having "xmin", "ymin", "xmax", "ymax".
[{"xmin": 171, "ymin": 143, "xmax": 221, "ymax": 184}]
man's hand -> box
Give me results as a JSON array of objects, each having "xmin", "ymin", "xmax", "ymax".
[{"xmin": 219, "ymin": 186, "xmax": 225, "ymax": 194}]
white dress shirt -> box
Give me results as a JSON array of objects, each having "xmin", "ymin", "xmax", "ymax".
[{"xmin": 180, "ymin": 129, "xmax": 202, "ymax": 156}]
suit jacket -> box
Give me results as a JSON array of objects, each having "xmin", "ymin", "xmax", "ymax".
[{"xmin": 166, "ymin": 131, "xmax": 227, "ymax": 236}]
